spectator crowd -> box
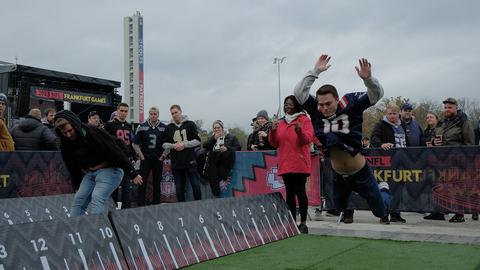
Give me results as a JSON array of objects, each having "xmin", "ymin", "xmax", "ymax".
[{"xmin": 1, "ymin": 56, "xmax": 479, "ymax": 231}]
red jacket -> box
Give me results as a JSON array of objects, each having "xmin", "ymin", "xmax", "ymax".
[{"xmin": 268, "ymin": 114, "xmax": 314, "ymax": 176}]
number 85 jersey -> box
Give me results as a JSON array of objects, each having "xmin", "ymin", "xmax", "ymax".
[{"xmin": 302, "ymin": 91, "xmax": 373, "ymax": 156}]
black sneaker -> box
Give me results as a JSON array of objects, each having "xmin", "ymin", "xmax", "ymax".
[
  {"xmin": 472, "ymin": 213, "xmax": 479, "ymax": 221},
  {"xmin": 424, "ymin": 213, "xmax": 445, "ymax": 221},
  {"xmin": 298, "ymin": 224, "xmax": 309, "ymax": 234},
  {"xmin": 380, "ymin": 215, "xmax": 390, "ymax": 225},
  {"xmin": 326, "ymin": 209, "xmax": 341, "ymax": 217},
  {"xmin": 449, "ymin": 214, "xmax": 465, "ymax": 223},
  {"xmin": 390, "ymin": 212, "xmax": 406, "ymax": 223}
]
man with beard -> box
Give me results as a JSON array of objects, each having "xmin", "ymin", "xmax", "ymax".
[
  {"xmin": 104, "ymin": 103, "xmax": 136, "ymax": 208},
  {"xmin": 434, "ymin": 97, "xmax": 477, "ymax": 222}
]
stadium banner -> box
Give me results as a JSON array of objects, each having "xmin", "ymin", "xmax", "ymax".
[
  {"xmin": 0, "ymin": 194, "xmax": 117, "ymax": 226},
  {"xmin": 30, "ymin": 86, "xmax": 111, "ymax": 106},
  {"xmin": 0, "ymin": 214, "xmax": 127, "ymax": 269},
  {"xmin": 0, "ymin": 151, "xmax": 73, "ymax": 199},
  {"xmin": 221, "ymin": 151, "xmax": 322, "ymax": 206},
  {"xmin": 323, "ymin": 146, "xmax": 480, "ymax": 213},
  {"xmin": 111, "ymin": 193, "xmax": 297, "ymax": 269}
]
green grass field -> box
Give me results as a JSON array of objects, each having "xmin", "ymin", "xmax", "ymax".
[{"xmin": 185, "ymin": 235, "xmax": 480, "ymax": 270}]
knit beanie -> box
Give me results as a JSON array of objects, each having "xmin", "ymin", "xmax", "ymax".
[
  {"xmin": 256, "ymin": 110, "xmax": 269, "ymax": 120},
  {"xmin": 0, "ymin": 93, "xmax": 7, "ymax": 103},
  {"xmin": 213, "ymin": 120, "xmax": 224, "ymax": 129}
]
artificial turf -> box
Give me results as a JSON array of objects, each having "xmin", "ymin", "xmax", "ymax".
[{"xmin": 185, "ymin": 234, "xmax": 480, "ymax": 270}]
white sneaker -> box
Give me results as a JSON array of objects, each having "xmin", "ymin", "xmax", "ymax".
[
  {"xmin": 314, "ymin": 208, "xmax": 323, "ymax": 221},
  {"xmin": 378, "ymin": 182, "xmax": 389, "ymax": 191}
]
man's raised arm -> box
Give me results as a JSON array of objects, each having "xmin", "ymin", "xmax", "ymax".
[
  {"xmin": 355, "ymin": 58, "xmax": 384, "ymax": 104},
  {"xmin": 294, "ymin": 54, "xmax": 331, "ymax": 105}
]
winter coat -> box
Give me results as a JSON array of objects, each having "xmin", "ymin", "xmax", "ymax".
[
  {"xmin": 248, "ymin": 121, "xmax": 276, "ymax": 150},
  {"xmin": 268, "ymin": 114, "xmax": 314, "ymax": 176},
  {"xmin": 0, "ymin": 117, "xmax": 14, "ymax": 151},
  {"xmin": 202, "ymin": 132, "xmax": 241, "ymax": 182},
  {"xmin": 422, "ymin": 125, "xmax": 439, "ymax": 146},
  {"xmin": 10, "ymin": 116, "xmax": 57, "ymax": 151},
  {"xmin": 436, "ymin": 110, "xmax": 475, "ymax": 145},
  {"xmin": 370, "ymin": 118, "xmax": 409, "ymax": 147}
]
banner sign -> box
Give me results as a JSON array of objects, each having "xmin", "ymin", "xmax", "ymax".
[
  {"xmin": 221, "ymin": 151, "xmax": 322, "ymax": 206},
  {"xmin": 138, "ymin": 16, "xmax": 145, "ymax": 122},
  {"xmin": 0, "ymin": 194, "xmax": 117, "ymax": 226},
  {"xmin": 0, "ymin": 214, "xmax": 127, "ymax": 269},
  {"xmin": 31, "ymin": 86, "xmax": 111, "ymax": 106},
  {"xmin": 0, "ymin": 151, "xmax": 73, "ymax": 199},
  {"xmin": 111, "ymin": 193, "xmax": 297, "ymax": 269},
  {"xmin": 324, "ymin": 146, "xmax": 480, "ymax": 213}
]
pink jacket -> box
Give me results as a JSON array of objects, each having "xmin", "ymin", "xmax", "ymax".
[{"xmin": 268, "ymin": 114, "xmax": 314, "ymax": 176}]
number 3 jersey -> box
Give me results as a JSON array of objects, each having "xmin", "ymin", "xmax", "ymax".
[
  {"xmin": 134, "ymin": 120, "xmax": 167, "ymax": 159},
  {"xmin": 302, "ymin": 91, "xmax": 374, "ymax": 156}
]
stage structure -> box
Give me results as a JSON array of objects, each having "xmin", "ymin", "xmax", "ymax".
[{"xmin": 0, "ymin": 61, "xmax": 121, "ymax": 127}]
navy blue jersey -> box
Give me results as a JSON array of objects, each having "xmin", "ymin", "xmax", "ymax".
[
  {"xmin": 134, "ymin": 120, "xmax": 167, "ymax": 159},
  {"xmin": 302, "ymin": 92, "xmax": 373, "ymax": 155}
]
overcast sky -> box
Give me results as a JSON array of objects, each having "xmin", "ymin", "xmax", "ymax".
[{"xmin": 1, "ymin": 0, "xmax": 479, "ymax": 131}]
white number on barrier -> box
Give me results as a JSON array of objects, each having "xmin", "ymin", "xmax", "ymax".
[
  {"xmin": 45, "ymin": 208, "xmax": 50, "ymax": 214},
  {"xmin": 134, "ymin": 224, "xmax": 140, "ymax": 235},
  {"xmin": 31, "ymin": 238, "xmax": 48, "ymax": 252},
  {"xmin": 3, "ymin": 212, "xmax": 9, "ymax": 219},
  {"xmin": 0, "ymin": 244, "xmax": 7, "ymax": 258},
  {"xmin": 217, "ymin": 212, "xmax": 223, "ymax": 221},
  {"xmin": 260, "ymin": 205, "xmax": 265, "ymax": 213},
  {"xmin": 232, "ymin": 210, "xmax": 237, "ymax": 218},
  {"xmin": 178, "ymin": 217, "xmax": 184, "ymax": 227},
  {"xmin": 99, "ymin": 227, "xmax": 113, "ymax": 239},
  {"xmin": 199, "ymin": 215, "xmax": 204, "ymax": 224},
  {"xmin": 68, "ymin": 232, "xmax": 83, "ymax": 245},
  {"xmin": 25, "ymin": 210, "xmax": 31, "ymax": 216},
  {"xmin": 247, "ymin": 208, "xmax": 252, "ymax": 216},
  {"xmin": 157, "ymin": 221, "xmax": 164, "ymax": 231}
]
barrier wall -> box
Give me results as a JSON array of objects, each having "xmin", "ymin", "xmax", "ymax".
[
  {"xmin": 0, "ymin": 193, "xmax": 295, "ymax": 270},
  {"xmin": 1, "ymin": 147, "xmax": 479, "ymax": 213}
]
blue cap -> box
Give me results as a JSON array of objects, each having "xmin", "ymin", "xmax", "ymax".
[{"xmin": 401, "ymin": 103, "xmax": 413, "ymax": 110}]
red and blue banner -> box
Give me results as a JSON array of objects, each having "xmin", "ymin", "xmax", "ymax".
[{"xmin": 220, "ymin": 151, "xmax": 322, "ymax": 206}]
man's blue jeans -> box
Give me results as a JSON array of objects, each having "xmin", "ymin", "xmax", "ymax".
[
  {"xmin": 71, "ymin": 167, "xmax": 124, "ymax": 217},
  {"xmin": 173, "ymin": 165, "xmax": 202, "ymax": 202},
  {"xmin": 333, "ymin": 164, "xmax": 391, "ymax": 218}
]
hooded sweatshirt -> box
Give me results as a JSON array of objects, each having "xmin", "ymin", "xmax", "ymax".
[
  {"xmin": 55, "ymin": 110, "xmax": 138, "ymax": 189},
  {"xmin": 10, "ymin": 115, "xmax": 57, "ymax": 150}
]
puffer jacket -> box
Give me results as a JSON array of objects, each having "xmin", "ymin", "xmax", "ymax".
[
  {"xmin": 436, "ymin": 110, "xmax": 475, "ymax": 145},
  {"xmin": 10, "ymin": 116, "xmax": 57, "ymax": 150},
  {"xmin": 268, "ymin": 114, "xmax": 314, "ymax": 175}
]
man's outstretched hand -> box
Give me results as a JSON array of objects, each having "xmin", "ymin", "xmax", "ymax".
[
  {"xmin": 315, "ymin": 54, "xmax": 331, "ymax": 73},
  {"xmin": 355, "ymin": 58, "xmax": 372, "ymax": 80}
]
